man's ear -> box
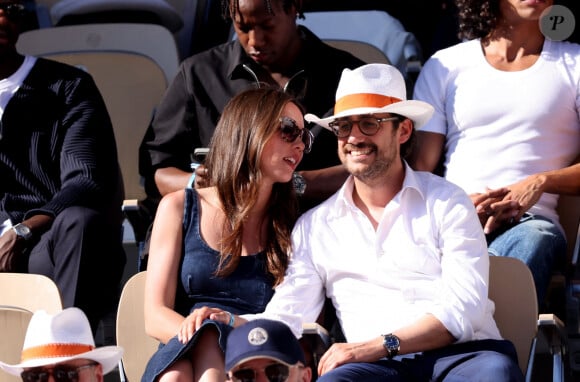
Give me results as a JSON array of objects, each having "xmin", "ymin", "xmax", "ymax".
[
  {"xmin": 398, "ymin": 118, "xmax": 413, "ymax": 144},
  {"xmin": 302, "ymin": 363, "xmax": 313, "ymax": 382},
  {"xmin": 94, "ymin": 363, "xmax": 104, "ymax": 382}
]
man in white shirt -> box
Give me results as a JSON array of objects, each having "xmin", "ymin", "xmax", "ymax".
[{"xmin": 241, "ymin": 64, "xmax": 523, "ymax": 381}]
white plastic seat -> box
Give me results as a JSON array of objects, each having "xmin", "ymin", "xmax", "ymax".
[
  {"xmin": 16, "ymin": 23, "xmax": 180, "ymax": 253},
  {"xmin": 296, "ymin": 10, "xmax": 422, "ymax": 77},
  {"xmin": 0, "ymin": 273, "xmax": 63, "ymax": 314},
  {"xmin": 0, "ymin": 306, "xmax": 34, "ymax": 382},
  {"xmin": 49, "ymin": 0, "xmax": 184, "ymax": 33}
]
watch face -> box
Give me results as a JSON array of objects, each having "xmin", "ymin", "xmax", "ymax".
[
  {"xmin": 383, "ymin": 334, "xmax": 400, "ymax": 357},
  {"xmin": 385, "ymin": 335, "xmax": 399, "ymax": 349},
  {"xmin": 13, "ymin": 223, "xmax": 32, "ymax": 239},
  {"xmin": 292, "ymin": 173, "xmax": 306, "ymax": 195}
]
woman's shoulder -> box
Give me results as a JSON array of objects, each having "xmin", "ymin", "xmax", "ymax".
[
  {"xmin": 195, "ymin": 187, "xmax": 221, "ymax": 209},
  {"xmin": 420, "ymin": 39, "xmax": 482, "ymax": 80}
]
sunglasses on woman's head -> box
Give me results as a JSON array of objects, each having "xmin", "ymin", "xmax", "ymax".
[
  {"xmin": 279, "ymin": 117, "xmax": 314, "ymax": 153},
  {"xmin": 231, "ymin": 363, "xmax": 291, "ymax": 382}
]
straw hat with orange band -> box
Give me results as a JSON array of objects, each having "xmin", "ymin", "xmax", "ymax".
[
  {"xmin": 0, "ymin": 308, "xmax": 123, "ymax": 376},
  {"xmin": 304, "ymin": 63, "xmax": 433, "ymax": 129}
]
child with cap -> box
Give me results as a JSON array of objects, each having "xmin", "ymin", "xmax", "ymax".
[
  {"xmin": 0, "ymin": 307, "xmax": 123, "ymax": 382},
  {"xmin": 225, "ymin": 319, "xmax": 311, "ymax": 382}
]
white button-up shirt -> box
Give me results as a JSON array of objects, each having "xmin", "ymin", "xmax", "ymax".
[{"xmin": 247, "ymin": 163, "xmax": 501, "ymax": 344}]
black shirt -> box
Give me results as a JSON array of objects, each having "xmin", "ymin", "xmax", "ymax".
[{"xmin": 139, "ymin": 26, "xmax": 365, "ymax": 199}]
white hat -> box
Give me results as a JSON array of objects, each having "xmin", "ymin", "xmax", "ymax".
[
  {"xmin": 305, "ymin": 63, "xmax": 434, "ymax": 130},
  {"xmin": 0, "ymin": 308, "xmax": 123, "ymax": 376}
]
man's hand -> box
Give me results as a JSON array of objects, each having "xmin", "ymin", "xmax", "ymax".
[
  {"xmin": 502, "ymin": 175, "xmax": 545, "ymax": 221},
  {"xmin": 471, "ymin": 187, "xmax": 520, "ymax": 234},
  {"xmin": 0, "ymin": 230, "xmax": 25, "ymax": 271},
  {"xmin": 317, "ymin": 340, "xmax": 382, "ymax": 376},
  {"xmin": 192, "ymin": 164, "xmax": 210, "ymax": 189}
]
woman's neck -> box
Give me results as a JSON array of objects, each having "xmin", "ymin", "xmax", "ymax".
[{"xmin": 482, "ymin": 21, "xmax": 544, "ymax": 71}]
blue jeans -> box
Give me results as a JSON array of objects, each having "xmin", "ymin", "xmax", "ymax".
[
  {"xmin": 487, "ymin": 214, "xmax": 567, "ymax": 310},
  {"xmin": 317, "ymin": 339, "xmax": 522, "ymax": 382}
]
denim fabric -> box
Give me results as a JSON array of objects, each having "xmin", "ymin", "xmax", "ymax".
[
  {"xmin": 317, "ymin": 339, "xmax": 523, "ymax": 382},
  {"xmin": 141, "ymin": 188, "xmax": 275, "ymax": 382},
  {"xmin": 487, "ymin": 214, "xmax": 567, "ymax": 309}
]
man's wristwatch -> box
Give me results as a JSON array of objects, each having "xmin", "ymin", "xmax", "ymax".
[
  {"xmin": 12, "ymin": 223, "xmax": 33, "ymax": 240},
  {"xmin": 382, "ymin": 333, "xmax": 400, "ymax": 358}
]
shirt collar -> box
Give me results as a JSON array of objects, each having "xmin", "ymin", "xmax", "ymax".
[{"xmin": 227, "ymin": 26, "xmax": 317, "ymax": 83}]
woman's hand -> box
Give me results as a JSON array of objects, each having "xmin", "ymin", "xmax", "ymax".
[{"xmin": 178, "ymin": 307, "xmax": 226, "ymax": 343}]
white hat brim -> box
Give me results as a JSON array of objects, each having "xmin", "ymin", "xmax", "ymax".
[
  {"xmin": 0, "ymin": 346, "xmax": 123, "ymax": 376},
  {"xmin": 305, "ymin": 100, "xmax": 434, "ymax": 130}
]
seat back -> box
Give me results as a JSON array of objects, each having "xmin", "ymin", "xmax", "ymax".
[
  {"xmin": 16, "ymin": 23, "xmax": 180, "ymax": 202},
  {"xmin": 323, "ymin": 39, "xmax": 390, "ymax": 65},
  {"xmin": 116, "ymin": 271, "xmax": 158, "ymax": 382},
  {"xmin": 49, "ymin": 0, "xmax": 184, "ymax": 33},
  {"xmin": 488, "ymin": 256, "xmax": 538, "ymax": 374},
  {"xmin": 556, "ymin": 194, "xmax": 580, "ymax": 267},
  {"xmin": 0, "ymin": 306, "xmax": 33, "ymax": 382},
  {"xmin": 296, "ymin": 10, "xmax": 422, "ymax": 77},
  {"xmin": 0, "ymin": 273, "xmax": 63, "ymax": 314}
]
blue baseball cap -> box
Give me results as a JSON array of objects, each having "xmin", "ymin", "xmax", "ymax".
[{"xmin": 225, "ymin": 319, "xmax": 305, "ymax": 371}]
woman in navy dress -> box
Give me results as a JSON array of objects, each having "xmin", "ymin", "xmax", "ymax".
[{"xmin": 141, "ymin": 86, "xmax": 313, "ymax": 382}]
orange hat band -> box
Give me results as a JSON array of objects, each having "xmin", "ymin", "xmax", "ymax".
[
  {"xmin": 22, "ymin": 344, "xmax": 95, "ymax": 361},
  {"xmin": 334, "ymin": 93, "xmax": 402, "ymax": 115}
]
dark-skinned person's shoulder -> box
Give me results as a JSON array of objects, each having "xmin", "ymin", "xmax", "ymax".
[{"xmin": 300, "ymin": 25, "xmax": 366, "ymax": 74}]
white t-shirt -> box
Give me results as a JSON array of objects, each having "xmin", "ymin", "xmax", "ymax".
[
  {"xmin": 413, "ymin": 38, "xmax": 580, "ymax": 232},
  {"xmin": 0, "ymin": 55, "xmax": 36, "ymax": 119}
]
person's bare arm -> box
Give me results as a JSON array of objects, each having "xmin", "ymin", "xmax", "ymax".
[
  {"xmin": 502, "ymin": 162, "xmax": 580, "ymax": 219},
  {"xmin": 299, "ymin": 165, "xmax": 349, "ymax": 201},
  {"xmin": 154, "ymin": 167, "xmax": 192, "ymax": 196},
  {"xmin": 471, "ymin": 161, "xmax": 580, "ymax": 235},
  {"xmin": 143, "ymin": 190, "xmax": 187, "ymax": 343},
  {"xmin": 317, "ymin": 314, "xmax": 453, "ymax": 376},
  {"xmin": 408, "ymin": 131, "xmax": 445, "ymax": 173},
  {"xmin": 527, "ymin": 161, "xmax": 580, "ymax": 196}
]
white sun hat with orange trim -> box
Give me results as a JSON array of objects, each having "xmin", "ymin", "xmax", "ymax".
[
  {"xmin": 0, "ymin": 308, "xmax": 123, "ymax": 376},
  {"xmin": 305, "ymin": 63, "xmax": 434, "ymax": 130}
]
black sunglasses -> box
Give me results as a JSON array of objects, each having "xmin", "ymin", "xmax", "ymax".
[
  {"xmin": 21, "ymin": 363, "xmax": 97, "ymax": 382},
  {"xmin": 279, "ymin": 117, "xmax": 314, "ymax": 154},
  {"xmin": 231, "ymin": 363, "xmax": 290, "ymax": 382},
  {"xmin": 328, "ymin": 116, "xmax": 399, "ymax": 138},
  {"xmin": 0, "ymin": 3, "xmax": 26, "ymax": 21}
]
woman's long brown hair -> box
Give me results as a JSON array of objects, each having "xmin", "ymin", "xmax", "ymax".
[{"xmin": 204, "ymin": 86, "xmax": 302, "ymax": 286}]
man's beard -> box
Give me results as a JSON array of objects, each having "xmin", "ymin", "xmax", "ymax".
[{"xmin": 342, "ymin": 143, "xmax": 397, "ymax": 182}]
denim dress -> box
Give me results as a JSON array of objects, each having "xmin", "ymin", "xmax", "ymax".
[{"xmin": 141, "ymin": 188, "xmax": 275, "ymax": 382}]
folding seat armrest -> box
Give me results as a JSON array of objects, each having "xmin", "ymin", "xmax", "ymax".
[
  {"xmin": 537, "ymin": 313, "xmax": 567, "ymax": 382},
  {"xmin": 122, "ymin": 199, "xmax": 153, "ymax": 244},
  {"xmin": 302, "ymin": 322, "xmax": 331, "ymax": 350},
  {"xmin": 300, "ymin": 322, "xmax": 331, "ymax": 379},
  {"xmin": 538, "ymin": 313, "xmax": 567, "ymax": 349}
]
